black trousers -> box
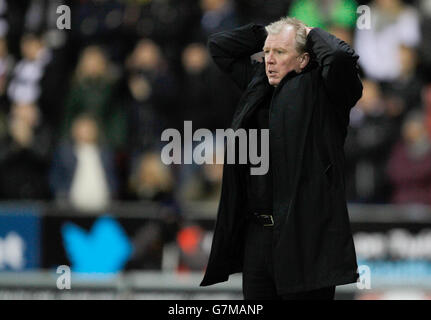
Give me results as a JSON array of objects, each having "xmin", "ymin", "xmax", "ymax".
[{"xmin": 242, "ymin": 219, "xmax": 336, "ymax": 300}]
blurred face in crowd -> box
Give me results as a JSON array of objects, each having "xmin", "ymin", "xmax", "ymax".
[
  {"xmin": 403, "ymin": 118, "xmax": 426, "ymax": 145},
  {"xmin": 200, "ymin": 0, "xmax": 227, "ymax": 11},
  {"xmin": 11, "ymin": 103, "xmax": 39, "ymax": 127},
  {"xmin": 136, "ymin": 152, "xmax": 173, "ymax": 193},
  {"xmin": 21, "ymin": 35, "xmax": 43, "ymax": 61},
  {"xmin": 72, "ymin": 116, "xmax": 99, "ymax": 145},
  {"xmin": 263, "ymin": 26, "xmax": 309, "ymax": 87},
  {"xmin": 8, "ymin": 104, "xmax": 40, "ymax": 147},
  {"xmin": 203, "ymin": 159, "xmax": 223, "ymax": 184},
  {"xmin": 399, "ymin": 45, "xmax": 417, "ymax": 77},
  {"xmin": 376, "ymin": 0, "xmax": 402, "ymax": 12},
  {"xmin": 129, "ymin": 75, "xmax": 151, "ymax": 101},
  {"xmin": 130, "ymin": 40, "xmax": 161, "ymax": 71},
  {"xmin": 358, "ymin": 80, "xmax": 383, "ymax": 113},
  {"xmin": 78, "ymin": 47, "xmax": 108, "ymax": 78},
  {"xmin": 182, "ymin": 43, "xmax": 209, "ymax": 74}
]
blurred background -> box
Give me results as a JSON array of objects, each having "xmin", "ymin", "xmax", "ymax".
[{"xmin": 1, "ymin": 0, "xmax": 431, "ymax": 300}]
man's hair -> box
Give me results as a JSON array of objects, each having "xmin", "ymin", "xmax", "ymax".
[{"xmin": 265, "ymin": 17, "xmax": 308, "ymax": 54}]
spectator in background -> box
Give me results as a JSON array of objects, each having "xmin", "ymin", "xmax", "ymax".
[
  {"xmin": 7, "ymin": 33, "xmax": 52, "ymax": 108},
  {"xmin": 118, "ymin": 39, "xmax": 170, "ymax": 155},
  {"xmin": 181, "ymin": 41, "xmax": 238, "ymax": 132},
  {"xmin": 23, "ymin": 0, "xmax": 71, "ymax": 129},
  {"xmin": 61, "ymin": 45, "xmax": 126, "ymax": 150},
  {"xmin": 178, "ymin": 137, "xmax": 224, "ymax": 202},
  {"xmin": 126, "ymin": 151, "xmax": 181, "ymax": 271},
  {"xmin": 122, "ymin": 71, "xmax": 160, "ymax": 154},
  {"xmin": 181, "ymin": 43, "xmax": 217, "ymax": 130},
  {"xmin": 382, "ymin": 45, "xmax": 424, "ymax": 125},
  {"xmin": 115, "ymin": 39, "xmax": 174, "ymax": 199},
  {"xmin": 50, "ymin": 114, "xmax": 117, "ymax": 212},
  {"xmin": 129, "ymin": 151, "xmax": 175, "ymax": 204},
  {"xmin": 180, "ymin": 42, "xmax": 220, "ymax": 136},
  {"xmin": 387, "ymin": 110, "xmax": 431, "ymax": 205},
  {"xmin": 24, "ymin": 0, "xmax": 68, "ymax": 51},
  {"xmin": 7, "ymin": 32, "xmax": 64, "ymax": 128},
  {"xmin": 345, "ymin": 79, "xmax": 399, "ymax": 203},
  {"xmin": 0, "ymin": 102, "xmax": 52, "ymax": 199},
  {"xmin": 124, "ymin": 39, "xmax": 178, "ymax": 131},
  {"xmin": 199, "ymin": 0, "xmax": 239, "ymax": 37},
  {"xmin": 200, "ymin": 153, "xmax": 224, "ymax": 201},
  {"xmin": 174, "ymin": 43, "xmax": 235, "ymax": 201},
  {"xmin": 355, "ymin": 0, "xmax": 421, "ymax": 82}
]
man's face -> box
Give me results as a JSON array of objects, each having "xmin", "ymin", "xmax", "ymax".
[{"xmin": 263, "ymin": 26, "xmax": 303, "ymax": 87}]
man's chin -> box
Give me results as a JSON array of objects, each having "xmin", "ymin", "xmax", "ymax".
[{"xmin": 268, "ymin": 78, "xmax": 279, "ymax": 87}]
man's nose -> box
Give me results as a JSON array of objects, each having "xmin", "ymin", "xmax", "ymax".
[{"xmin": 266, "ymin": 52, "xmax": 275, "ymax": 64}]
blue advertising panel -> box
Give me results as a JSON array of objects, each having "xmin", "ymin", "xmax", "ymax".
[
  {"xmin": 352, "ymin": 222, "xmax": 431, "ymax": 285},
  {"xmin": 41, "ymin": 212, "xmax": 178, "ymax": 273},
  {"xmin": 0, "ymin": 206, "xmax": 41, "ymax": 270}
]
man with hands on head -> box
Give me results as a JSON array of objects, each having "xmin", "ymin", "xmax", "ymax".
[{"xmin": 200, "ymin": 16, "xmax": 363, "ymax": 300}]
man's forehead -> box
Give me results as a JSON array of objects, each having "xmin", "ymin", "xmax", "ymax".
[{"xmin": 264, "ymin": 26, "xmax": 296, "ymax": 48}]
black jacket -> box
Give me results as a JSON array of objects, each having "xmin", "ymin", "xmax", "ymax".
[{"xmin": 200, "ymin": 24, "xmax": 363, "ymax": 294}]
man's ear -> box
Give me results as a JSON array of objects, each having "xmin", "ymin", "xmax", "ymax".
[{"xmin": 300, "ymin": 52, "xmax": 310, "ymax": 70}]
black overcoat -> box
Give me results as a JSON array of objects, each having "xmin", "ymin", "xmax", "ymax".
[{"xmin": 200, "ymin": 24, "xmax": 363, "ymax": 294}]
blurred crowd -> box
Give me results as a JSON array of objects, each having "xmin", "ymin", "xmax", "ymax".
[{"xmin": 0, "ymin": 0, "xmax": 430, "ymax": 214}]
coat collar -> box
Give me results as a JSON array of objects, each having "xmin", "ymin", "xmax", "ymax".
[{"xmin": 274, "ymin": 59, "xmax": 318, "ymax": 89}]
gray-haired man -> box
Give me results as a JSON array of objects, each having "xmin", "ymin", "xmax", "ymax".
[{"xmin": 200, "ymin": 17, "xmax": 363, "ymax": 300}]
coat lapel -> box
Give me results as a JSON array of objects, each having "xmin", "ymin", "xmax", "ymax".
[
  {"xmin": 231, "ymin": 64, "xmax": 272, "ymax": 130},
  {"xmin": 271, "ymin": 68, "xmax": 318, "ymax": 227}
]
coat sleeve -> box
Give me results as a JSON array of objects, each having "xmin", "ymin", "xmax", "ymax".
[
  {"xmin": 306, "ymin": 28, "xmax": 363, "ymax": 110},
  {"xmin": 207, "ymin": 23, "xmax": 268, "ymax": 91}
]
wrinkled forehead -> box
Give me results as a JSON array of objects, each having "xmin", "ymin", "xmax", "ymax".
[{"xmin": 264, "ymin": 26, "xmax": 297, "ymax": 50}]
